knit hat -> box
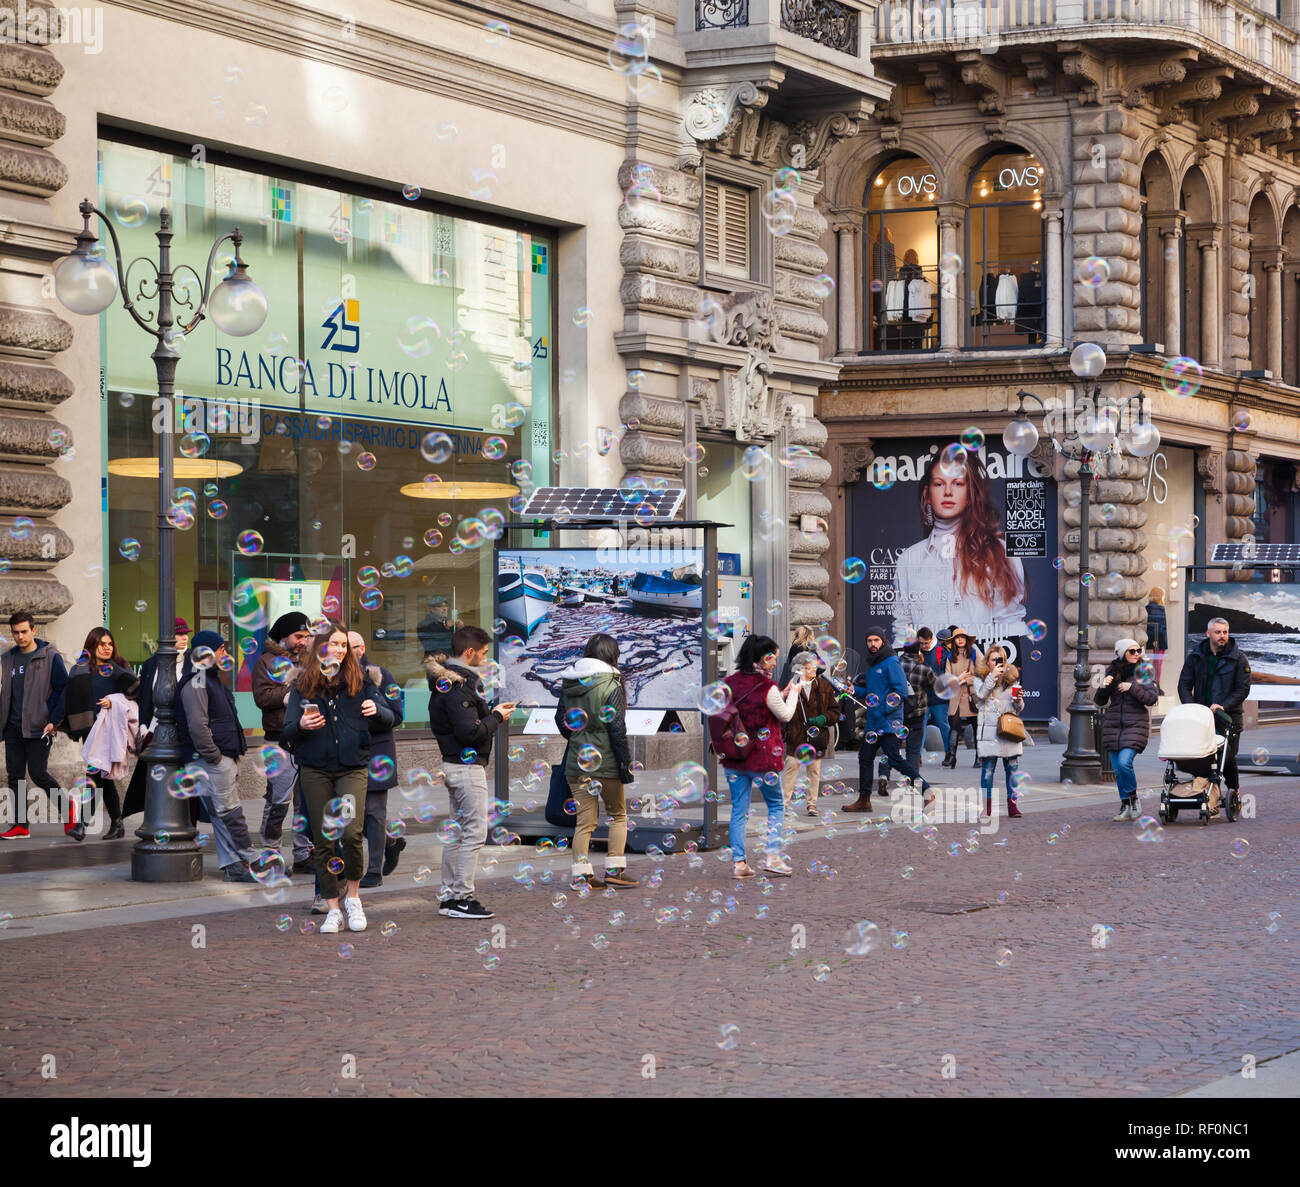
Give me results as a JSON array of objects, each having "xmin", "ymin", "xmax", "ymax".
[
  {"xmin": 1114, "ymin": 637, "xmax": 1141, "ymax": 658},
  {"xmin": 790, "ymin": 650, "xmax": 820, "ymax": 672},
  {"xmin": 863, "ymin": 624, "xmax": 889, "ymax": 645},
  {"xmin": 175, "ymin": 617, "xmax": 191, "ymax": 634},
  {"xmin": 269, "ymin": 612, "xmax": 311, "ymax": 642},
  {"xmin": 189, "ymin": 630, "xmax": 226, "ymax": 655}
]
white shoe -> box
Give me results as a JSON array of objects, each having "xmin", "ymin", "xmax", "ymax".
[
  {"xmin": 344, "ymin": 896, "xmax": 367, "ymax": 932},
  {"xmin": 319, "ymin": 908, "xmax": 344, "ymax": 934},
  {"xmin": 1112, "ymin": 802, "xmax": 1134, "ymax": 822},
  {"xmin": 763, "ymin": 855, "xmax": 793, "ymax": 878}
]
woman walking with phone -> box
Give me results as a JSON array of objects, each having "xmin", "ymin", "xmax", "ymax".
[
  {"xmin": 1095, "ymin": 638, "xmax": 1159, "ymax": 821},
  {"xmin": 973, "ymin": 644, "xmax": 1024, "ymax": 819},
  {"xmin": 282, "ymin": 623, "xmax": 394, "ymax": 935}
]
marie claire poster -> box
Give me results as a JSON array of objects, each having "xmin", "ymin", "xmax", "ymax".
[{"xmin": 848, "ymin": 437, "xmax": 1059, "ymax": 720}]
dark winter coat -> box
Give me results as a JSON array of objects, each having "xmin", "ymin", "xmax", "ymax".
[
  {"xmin": 281, "ymin": 679, "xmax": 393, "ymax": 771},
  {"xmin": 1177, "ymin": 637, "xmax": 1252, "ymax": 725},
  {"xmin": 176, "ymin": 665, "xmax": 248, "ymax": 763},
  {"xmin": 63, "ymin": 659, "xmax": 139, "ymax": 741},
  {"xmin": 1094, "ymin": 659, "xmax": 1159, "ymax": 754},
  {"xmin": 251, "ymin": 636, "xmax": 300, "ymax": 739},
  {"xmin": 1144, "ymin": 602, "xmax": 1168, "ymax": 651},
  {"xmin": 898, "ymin": 649, "xmax": 937, "ymax": 723},
  {"xmin": 554, "ymin": 657, "xmax": 632, "ymax": 783},
  {"xmin": 853, "ymin": 645, "xmax": 910, "ymax": 735},
  {"xmin": 362, "ymin": 662, "xmax": 404, "ymax": 790},
  {"xmin": 426, "ymin": 655, "xmax": 502, "ymax": 767},
  {"xmin": 781, "ymin": 672, "xmax": 842, "ymax": 755}
]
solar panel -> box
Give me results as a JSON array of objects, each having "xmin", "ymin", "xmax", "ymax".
[
  {"xmin": 1210, "ymin": 543, "xmax": 1300, "ymax": 564},
  {"xmin": 519, "ymin": 486, "xmax": 685, "ymax": 521}
]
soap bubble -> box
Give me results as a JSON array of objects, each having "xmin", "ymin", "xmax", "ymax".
[
  {"xmin": 1079, "ymin": 257, "xmax": 1109, "ymax": 286},
  {"xmin": 1160, "ymin": 356, "xmax": 1202, "ymax": 398},
  {"xmin": 716, "ymin": 1023, "xmax": 741, "ymax": 1050},
  {"xmin": 698, "ymin": 681, "xmax": 732, "ymax": 716},
  {"xmin": 421, "ymin": 431, "xmax": 453, "ymax": 463},
  {"xmin": 1134, "ymin": 814, "xmax": 1164, "ymax": 843},
  {"xmin": 401, "ymin": 183, "xmax": 421, "ymax": 201},
  {"xmin": 843, "ymin": 920, "xmax": 882, "ymax": 956},
  {"xmin": 119, "ymin": 538, "xmax": 142, "ymax": 561},
  {"xmin": 1230, "ymin": 838, "xmax": 1249, "ymax": 859},
  {"xmin": 1093, "ymin": 924, "xmax": 1115, "ymax": 949},
  {"xmin": 1252, "ymin": 746, "xmax": 1269, "ymax": 765},
  {"xmin": 237, "ymin": 530, "xmax": 264, "ymax": 556},
  {"xmin": 841, "ymin": 557, "xmax": 866, "ymax": 584},
  {"xmin": 995, "ymin": 946, "xmax": 1013, "ymax": 967}
]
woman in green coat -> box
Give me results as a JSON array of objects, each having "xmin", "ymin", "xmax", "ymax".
[{"xmin": 554, "ymin": 634, "xmax": 636, "ymax": 890}]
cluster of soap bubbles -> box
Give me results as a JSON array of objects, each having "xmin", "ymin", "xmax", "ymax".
[
  {"xmin": 607, "ymin": 21, "xmax": 660, "ymax": 96},
  {"xmin": 761, "ymin": 168, "xmax": 802, "ymax": 238}
]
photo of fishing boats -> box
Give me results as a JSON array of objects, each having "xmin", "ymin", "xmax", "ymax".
[{"xmin": 497, "ymin": 549, "xmax": 705, "ymax": 708}]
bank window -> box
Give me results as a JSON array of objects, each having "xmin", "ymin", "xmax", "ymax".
[
  {"xmin": 703, "ymin": 177, "xmax": 752, "ymax": 281},
  {"xmin": 967, "ymin": 149, "xmax": 1046, "ymax": 348},
  {"xmin": 97, "ymin": 138, "xmax": 554, "ymax": 726},
  {"xmin": 864, "ymin": 155, "xmax": 939, "ymax": 352}
]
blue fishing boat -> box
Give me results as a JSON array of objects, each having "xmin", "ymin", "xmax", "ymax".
[
  {"xmin": 498, "ymin": 563, "xmax": 555, "ymax": 635},
  {"xmin": 628, "ymin": 569, "xmax": 703, "ymax": 612}
]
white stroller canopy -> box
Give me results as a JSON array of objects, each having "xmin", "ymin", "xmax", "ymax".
[{"xmin": 1157, "ymin": 703, "xmax": 1226, "ymax": 761}]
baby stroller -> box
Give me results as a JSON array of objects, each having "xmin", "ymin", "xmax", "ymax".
[{"xmin": 1156, "ymin": 703, "xmax": 1241, "ymax": 825}]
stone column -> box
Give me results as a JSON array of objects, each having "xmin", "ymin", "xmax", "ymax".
[
  {"xmin": 1199, "ymin": 238, "xmax": 1221, "ymax": 368},
  {"xmin": 1160, "ymin": 225, "xmax": 1182, "ymax": 356},
  {"xmin": 937, "ymin": 204, "xmax": 962, "ymax": 353},
  {"xmin": 0, "ymin": 26, "xmax": 75, "ymax": 623},
  {"xmin": 1043, "ymin": 203, "xmax": 1065, "ymax": 349},
  {"xmin": 1266, "ymin": 256, "xmax": 1284, "ymax": 376},
  {"xmin": 833, "ymin": 221, "xmax": 859, "ymax": 356}
]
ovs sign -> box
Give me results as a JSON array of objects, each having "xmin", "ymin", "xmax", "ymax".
[
  {"xmin": 895, "ymin": 172, "xmax": 937, "ymax": 197},
  {"xmin": 997, "ymin": 164, "xmax": 1041, "ymax": 190}
]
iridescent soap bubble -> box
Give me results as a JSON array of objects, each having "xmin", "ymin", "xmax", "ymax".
[
  {"xmin": 119, "ymin": 538, "xmax": 142, "ymax": 561},
  {"xmin": 843, "ymin": 920, "xmax": 882, "ymax": 956},
  {"xmin": 717, "ymin": 1023, "xmax": 740, "ymax": 1050},
  {"xmin": 1160, "ymin": 356, "xmax": 1203, "ymax": 399},
  {"xmin": 356, "ymin": 452, "xmax": 376, "ymax": 471},
  {"xmin": 112, "ymin": 195, "xmax": 150, "ymax": 227},
  {"xmin": 207, "ymin": 499, "xmax": 228, "ymax": 519},
  {"xmin": 995, "ymin": 946, "xmax": 1013, "ymax": 967},
  {"xmin": 1134, "ymin": 814, "xmax": 1164, "ymax": 843},
  {"xmin": 1230, "ymin": 838, "xmax": 1250, "ymax": 859},
  {"xmin": 1252, "ymin": 746, "xmax": 1269, "ymax": 765},
  {"xmin": 237, "ymin": 530, "xmax": 264, "ymax": 556},
  {"xmin": 402, "ymin": 183, "xmax": 421, "ymax": 201},
  {"xmin": 1027, "ymin": 619, "xmax": 1047, "ymax": 641},
  {"xmin": 1080, "ymin": 257, "xmax": 1110, "ymax": 286},
  {"xmin": 698, "ymin": 681, "xmax": 731, "ymax": 716},
  {"xmin": 841, "ymin": 557, "xmax": 866, "ymax": 584}
]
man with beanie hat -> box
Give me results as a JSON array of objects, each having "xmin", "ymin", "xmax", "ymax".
[
  {"xmin": 252, "ymin": 612, "xmax": 312, "ymax": 869},
  {"xmin": 175, "ymin": 632, "xmax": 256, "ymax": 882}
]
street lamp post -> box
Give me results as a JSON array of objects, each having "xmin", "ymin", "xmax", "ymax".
[
  {"xmin": 1002, "ymin": 343, "xmax": 1161, "ymax": 785},
  {"xmin": 55, "ymin": 199, "xmax": 267, "ymax": 881}
]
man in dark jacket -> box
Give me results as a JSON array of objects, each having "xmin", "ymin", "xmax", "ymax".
[
  {"xmin": 849, "ymin": 627, "xmax": 931, "ymax": 811},
  {"xmin": 915, "ymin": 627, "xmax": 951, "ymax": 751},
  {"xmin": 416, "ymin": 597, "xmax": 456, "ymax": 657},
  {"xmin": 349, "ymin": 631, "xmax": 405, "ymax": 887},
  {"xmin": 251, "ymin": 611, "xmax": 312, "ymax": 870},
  {"xmin": 1178, "ymin": 617, "xmax": 1252, "ymax": 802},
  {"xmin": 1, "ymin": 610, "xmax": 73, "ymax": 840},
  {"xmin": 176, "ymin": 631, "xmax": 257, "ymax": 883},
  {"xmin": 883, "ymin": 639, "xmax": 937, "ymax": 787},
  {"xmin": 426, "ymin": 625, "xmax": 516, "ymax": 919}
]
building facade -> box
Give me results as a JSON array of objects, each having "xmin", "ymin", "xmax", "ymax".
[
  {"xmin": 817, "ymin": 0, "xmax": 1300, "ymax": 721},
  {"xmin": 0, "ymin": 1, "xmax": 889, "ymax": 727}
]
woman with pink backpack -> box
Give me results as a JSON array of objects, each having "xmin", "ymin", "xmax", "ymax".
[{"xmin": 712, "ymin": 635, "xmax": 803, "ymax": 880}]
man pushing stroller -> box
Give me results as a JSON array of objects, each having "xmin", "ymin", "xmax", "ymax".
[{"xmin": 1177, "ymin": 617, "xmax": 1251, "ymax": 815}]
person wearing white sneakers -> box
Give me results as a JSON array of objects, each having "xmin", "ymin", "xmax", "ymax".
[
  {"xmin": 281, "ymin": 622, "xmax": 394, "ymax": 935},
  {"xmin": 714, "ymin": 635, "xmax": 802, "ymax": 880},
  {"xmin": 1094, "ymin": 638, "xmax": 1159, "ymax": 821}
]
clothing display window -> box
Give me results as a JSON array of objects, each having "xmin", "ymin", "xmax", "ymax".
[
  {"xmin": 864, "ymin": 155, "xmax": 939, "ymax": 352},
  {"xmin": 967, "ymin": 150, "xmax": 1046, "ymax": 348}
]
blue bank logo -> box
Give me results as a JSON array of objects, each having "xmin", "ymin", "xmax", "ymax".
[{"xmin": 322, "ymin": 299, "xmax": 360, "ymax": 353}]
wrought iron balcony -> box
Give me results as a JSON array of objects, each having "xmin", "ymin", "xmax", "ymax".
[{"xmin": 696, "ymin": 0, "xmax": 863, "ymax": 54}]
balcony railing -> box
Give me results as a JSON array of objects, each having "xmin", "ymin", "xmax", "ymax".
[
  {"xmin": 873, "ymin": 0, "xmax": 1300, "ymax": 88},
  {"xmin": 694, "ymin": 0, "xmax": 864, "ymax": 54}
]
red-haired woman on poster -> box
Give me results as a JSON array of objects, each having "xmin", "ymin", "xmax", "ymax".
[{"xmin": 892, "ymin": 449, "xmax": 1028, "ymax": 641}]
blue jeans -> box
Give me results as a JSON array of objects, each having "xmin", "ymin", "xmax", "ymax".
[
  {"xmin": 725, "ymin": 768, "xmax": 784, "ymax": 863},
  {"xmin": 925, "ymin": 703, "xmax": 951, "ymax": 747},
  {"xmin": 980, "ymin": 756, "xmax": 1020, "ymax": 801},
  {"xmin": 1109, "ymin": 748, "xmax": 1138, "ymax": 802}
]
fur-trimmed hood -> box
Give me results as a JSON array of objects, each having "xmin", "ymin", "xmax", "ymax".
[{"xmin": 558, "ymin": 656, "xmax": 618, "ymax": 681}]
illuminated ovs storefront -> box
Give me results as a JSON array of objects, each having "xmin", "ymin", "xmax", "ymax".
[{"xmin": 98, "ymin": 138, "xmax": 553, "ymax": 722}]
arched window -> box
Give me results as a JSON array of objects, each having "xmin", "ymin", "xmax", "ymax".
[
  {"xmin": 1248, "ymin": 193, "xmax": 1277, "ymax": 373},
  {"xmin": 1181, "ymin": 166, "xmax": 1214, "ymax": 365},
  {"xmin": 967, "ymin": 149, "xmax": 1046, "ymax": 348},
  {"xmin": 864, "ymin": 155, "xmax": 939, "ymax": 352},
  {"xmin": 1140, "ymin": 153, "xmax": 1181, "ymax": 352},
  {"xmin": 1282, "ymin": 206, "xmax": 1300, "ymax": 387}
]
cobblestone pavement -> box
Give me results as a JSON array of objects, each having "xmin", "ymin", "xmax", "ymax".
[{"xmin": 1, "ymin": 781, "xmax": 1296, "ymax": 1098}]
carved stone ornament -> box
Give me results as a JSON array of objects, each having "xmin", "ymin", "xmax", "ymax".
[
  {"xmin": 840, "ymin": 441, "xmax": 875, "ymax": 485},
  {"xmin": 725, "ymin": 347, "xmax": 784, "ymax": 444},
  {"xmin": 1197, "ymin": 450, "xmax": 1223, "ymax": 504},
  {"xmin": 1122, "ymin": 53, "xmax": 1196, "ymax": 109},
  {"xmin": 1059, "ymin": 44, "xmax": 1104, "ymax": 104},
  {"xmin": 682, "ymin": 82, "xmax": 771, "ymax": 147},
  {"xmin": 957, "ymin": 52, "xmax": 1007, "ymax": 116},
  {"xmin": 784, "ymin": 111, "xmax": 866, "ymax": 170},
  {"xmin": 709, "ymin": 290, "xmax": 785, "ymax": 352}
]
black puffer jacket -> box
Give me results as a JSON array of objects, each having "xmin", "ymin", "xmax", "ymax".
[
  {"xmin": 426, "ymin": 656, "xmax": 502, "ymax": 767},
  {"xmin": 281, "ymin": 680, "xmax": 393, "ymax": 770},
  {"xmin": 1094, "ymin": 659, "xmax": 1159, "ymax": 753}
]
